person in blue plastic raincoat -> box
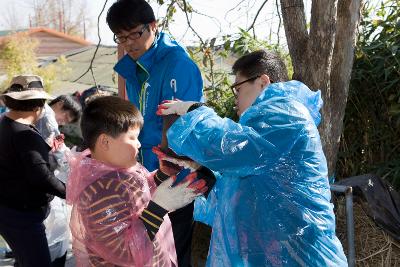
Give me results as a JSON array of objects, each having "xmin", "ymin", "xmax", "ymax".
[
  {"xmin": 106, "ymin": 1, "xmax": 203, "ymax": 265},
  {"xmin": 156, "ymin": 50, "xmax": 348, "ymax": 266}
]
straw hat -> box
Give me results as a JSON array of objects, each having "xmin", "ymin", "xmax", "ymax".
[{"xmin": 2, "ymin": 75, "xmax": 53, "ymax": 100}]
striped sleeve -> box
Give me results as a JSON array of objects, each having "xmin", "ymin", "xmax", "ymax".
[
  {"xmin": 139, "ymin": 201, "xmax": 168, "ymax": 240},
  {"xmin": 153, "ymin": 169, "xmax": 169, "ymax": 185}
]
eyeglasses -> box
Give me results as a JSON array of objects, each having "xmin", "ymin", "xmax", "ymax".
[
  {"xmin": 230, "ymin": 75, "xmax": 274, "ymax": 97},
  {"xmin": 230, "ymin": 75, "xmax": 261, "ymax": 97},
  {"xmin": 113, "ymin": 24, "xmax": 149, "ymax": 44}
]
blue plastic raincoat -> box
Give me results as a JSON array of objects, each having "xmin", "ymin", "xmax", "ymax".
[{"xmin": 167, "ymin": 81, "xmax": 348, "ymax": 266}]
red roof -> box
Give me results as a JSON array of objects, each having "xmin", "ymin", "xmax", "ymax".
[{"xmin": 0, "ymin": 27, "xmax": 92, "ymax": 57}]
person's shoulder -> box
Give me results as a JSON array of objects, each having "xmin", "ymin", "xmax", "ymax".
[
  {"xmin": 79, "ymin": 173, "xmax": 127, "ymax": 206},
  {"xmin": 156, "ymin": 33, "xmax": 193, "ymax": 61},
  {"xmin": 14, "ymin": 123, "xmax": 45, "ymax": 141}
]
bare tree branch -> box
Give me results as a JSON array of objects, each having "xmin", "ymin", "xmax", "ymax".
[
  {"xmin": 275, "ymin": 0, "xmax": 282, "ymax": 45},
  {"xmin": 159, "ymin": 0, "xmax": 177, "ymax": 32},
  {"xmin": 179, "ymin": 0, "xmax": 205, "ymax": 45},
  {"xmin": 224, "ymin": 0, "xmax": 247, "ymax": 20},
  {"xmin": 73, "ymin": 0, "xmax": 109, "ymax": 86},
  {"xmin": 2, "ymin": 3, "xmax": 21, "ymax": 30},
  {"xmin": 247, "ymin": 0, "xmax": 269, "ymax": 34}
]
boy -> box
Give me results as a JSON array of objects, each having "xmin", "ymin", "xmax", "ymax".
[{"xmin": 66, "ymin": 96, "xmax": 206, "ymax": 266}]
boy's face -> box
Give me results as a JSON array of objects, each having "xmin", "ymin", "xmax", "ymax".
[
  {"xmin": 102, "ymin": 126, "xmax": 141, "ymax": 168},
  {"xmin": 52, "ymin": 102, "xmax": 74, "ymax": 126}
]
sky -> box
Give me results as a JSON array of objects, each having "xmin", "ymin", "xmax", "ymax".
[
  {"xmin": 0, "ymin": 0, "xmax": 310, "ymax": 47},
  {"xmin": 0, "ymin": 0, "xmax": 383, "ymax": 47}
]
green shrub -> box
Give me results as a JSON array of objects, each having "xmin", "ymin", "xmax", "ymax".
[{"xmin": 338, "ymin": 0, "xmax": 400, "ymax": 189}]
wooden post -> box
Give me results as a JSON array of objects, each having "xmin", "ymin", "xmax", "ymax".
[{"xmin": 117, "ymin": 44, "xmax": 127, "ymax": 99}]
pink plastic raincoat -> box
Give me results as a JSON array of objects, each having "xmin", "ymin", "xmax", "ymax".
[{"xmin": 66, "ymin": 149, "xmax": 177, "ymax": 267}]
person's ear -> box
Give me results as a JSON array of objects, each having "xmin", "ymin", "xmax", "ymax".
[
  {"xmin": 149, "ymin": 21, "xmax": 157, "ymax": 33},
  {"xmin": 98, "ymin": 134, "xmax": 110, "ymax": 151},
  {"xmin": 259, "ymin": 74, "xmax": 271, "ymax": 89},
  {"xmin": 33, "ymin": 106, "xmax": 44, "ymax": 113}
]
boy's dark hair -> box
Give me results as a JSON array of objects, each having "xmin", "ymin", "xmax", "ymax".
[
  {"xmin": 232, "ymin": 50, "xmax": 289, "ymax": 82},
  {"xmin": 49, "ymin": 95, "xmax": 82, "ymax": 123},
  {"xmin": 106, "ymin": 0, "xmax": 156, "ymax": 34},
  {"xmin": 79, "ymin": 85, "xmax": 117, "ymax": 109},
  {"xmin": 81, "ymin": 96, "xmax": 144, "ymax": 150},
  {"xmin": 2, "ymin": 95, "xmax": 46, "ymax": 111}
]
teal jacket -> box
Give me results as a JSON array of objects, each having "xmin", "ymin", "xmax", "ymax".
[{"xmin": 114, "ymin": 32, "xmax": 203, "ymax": 171}]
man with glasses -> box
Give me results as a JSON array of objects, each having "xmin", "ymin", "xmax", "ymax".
[
  {"xmin": 156, "ymin": 50, "xmax": 347, "ymax": 266},
  {"xmin": 106, "ymin": 0, "xmax": 203, "ymax": 266}
]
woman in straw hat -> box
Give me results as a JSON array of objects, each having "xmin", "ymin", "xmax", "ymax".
[{"xmin": 0, "ymin": 75, "xmax": 66, "ymax": 267}]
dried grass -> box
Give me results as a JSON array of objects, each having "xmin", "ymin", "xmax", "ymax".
[
  {"xmin": 191, "ymin": 198, "xmax": 400, "ymax": 266},
  {"xmin": 335, "ymin": 197, "xmax": 400, "ymax": 267}
]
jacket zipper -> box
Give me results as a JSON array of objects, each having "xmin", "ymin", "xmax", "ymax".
[{"xmin": 137, "ymin": 61, "xmax": 150, "ymax": 165}]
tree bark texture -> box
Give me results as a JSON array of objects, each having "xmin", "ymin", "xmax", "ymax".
[
  {"xmin": 280, "ymin": 0, "xmax": 361, "ymax": 178},
  {"xmin": 323, "ymin": 0, "xmax": 361, "ymax": 177}
]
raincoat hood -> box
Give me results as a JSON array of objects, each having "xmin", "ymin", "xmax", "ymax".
[{"xmin": 245, "ymin": 80, "xmax": 323, "ymax": 126}]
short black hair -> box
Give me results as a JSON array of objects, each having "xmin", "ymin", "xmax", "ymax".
[
  {"xmin": 2, "ymin": 95, "xmax": 46, "ymax": 111},
  {"xmin": 232, "ymin": 50, "xmax": 289, "ymax": 82},
  {"xmin": 81, "ymin": 96, "xmax": 144, "ymax": 150},
  {"xmin": 49, "ymin": 95, "xmax": 82, "ymax": 123},
  {"xmin": 106, "ymin": 0, "xmax": 156, "ymax": 34}
]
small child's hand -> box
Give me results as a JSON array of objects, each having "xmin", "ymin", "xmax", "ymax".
[
  {"xmin": 173, "ymin": 172, "xmax": 208, "ymax": 195},
  {"xmin": 152, "ymin": 177, "xmax": 203, "ymax": 212},
  {"xmin": 52, "ymin": 134, "xmax": 65, "ymax": 152}
]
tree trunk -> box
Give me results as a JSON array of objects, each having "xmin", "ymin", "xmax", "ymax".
[
  {"xmin": 280, "ymin": 0, "xmax": 361, "ymax": 178},
  {"xmin": 322, "ymin": 0, "xmax": 361, "ymax": 177}
]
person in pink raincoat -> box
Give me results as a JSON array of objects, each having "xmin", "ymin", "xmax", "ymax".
[{"xmin": 66, "ymin": 96, "xmax": 207, "ymax": 267}]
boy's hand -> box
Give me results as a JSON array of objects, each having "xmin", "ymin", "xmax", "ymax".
[
  {"xmin": 156, "ymin": 100, "xmax": 197, "ymax": 116},
  {"xmin": 179, "ymin": 172, "xmax": 208, "ymax": 194},
  {"xmin": 152, "ymin": 177, "xmax": 204, "ymax": 211}
]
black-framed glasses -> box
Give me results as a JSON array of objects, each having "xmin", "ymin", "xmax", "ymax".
[
  {"xmin": 230, "ymin": 75, "xmax": 274, "ymax": 97},
  {"xmin": 113, "ymin": 24, "xmax": 149, "ymax": 44},
  {"xmin": 230, "ymin": 75, "xmax": 261, "ymax": 97}
]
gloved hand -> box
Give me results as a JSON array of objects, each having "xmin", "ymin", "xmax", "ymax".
[
  {"xmin": 152, "ymin": 177, "xmax": 203, "ymax": 211},
  {"xmin": 152, "ymin": 146, "xmax": 183, "ymax": 176},
  {"xmin": 152, "ymin": 146, "xmax": 201, "ymax": 172},
  {"xmin": 179, "ymin": 172, "xmax": 208, "ymax": 194},
  {"xmin": 156, "ymin": 100, "xmax": 198, "ymax": 116}
]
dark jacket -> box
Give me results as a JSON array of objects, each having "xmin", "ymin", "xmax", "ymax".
[{"xmin": 0, "ymin": 115, "xmax": 66, "ymax": 213}]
